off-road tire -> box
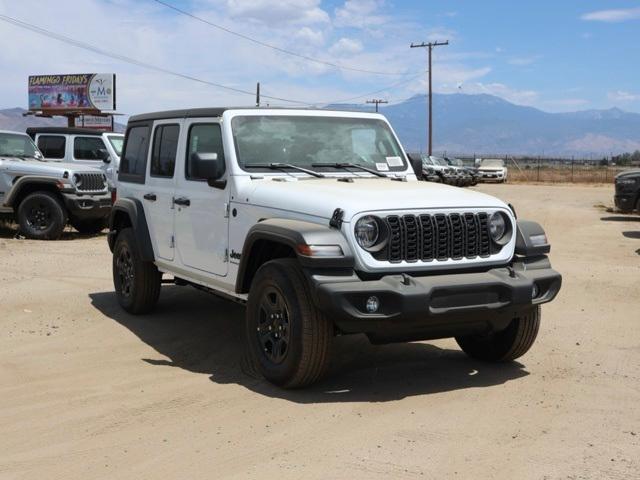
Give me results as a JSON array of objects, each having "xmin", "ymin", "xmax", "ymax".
[
  {"xmin": 17, "ymin": 191, "xmax": 67, "ymax": 240},
  {"xmin": 71, "ymin": 217, "xmax": 106, "ymax": 235},
  {"xmin": 635, "ymin": 196, "xmax": 640, "ymax": 214},
  {"xmin": 112, "ymin": 228, "xmax": 161, "ymax": 314},
  {"xmin": 455, "ymin": 306, "xmax": 540, "ymax": 362},
  {"xmin": 246, "ymin": 258, "xmax": 332, "ymax": 388}
]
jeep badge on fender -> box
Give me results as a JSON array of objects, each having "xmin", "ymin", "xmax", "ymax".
[{"xmin": 107, "ymin": 108, "xmax": 562, "ymax": 389}]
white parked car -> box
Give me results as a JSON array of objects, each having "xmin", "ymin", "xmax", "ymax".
[
  {"xmin": 477, "ymin": 158, "xmax": 508, "ymax": 183},
  {"xmin": 108, "ymin": 108, "xmax": 561, "ymax": 388},
  {"xmin": 27, "ymin": 127, "xmax": 123, "ymax": 189}
]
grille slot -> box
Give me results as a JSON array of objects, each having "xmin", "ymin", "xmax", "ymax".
[
  {"xmin": 75, "ymin": 173, "xmax": 106, "ymax": 192},
  {"xmin": 378, "ymin": 212, "xmax": 494, "ymax": 263}
]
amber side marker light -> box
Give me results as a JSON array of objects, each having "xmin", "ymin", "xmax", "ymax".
[{"xmin": 296, "ymin": 244, "xmax": 344, "ymax": 257}]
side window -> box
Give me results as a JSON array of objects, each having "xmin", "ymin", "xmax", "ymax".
[
  {"xmin": 150, "ymin": 124, "xmax": 179, "ymax": 178},
  {"xmin": 37, "ymin": 135, "xmax": 66, "ymax": 159},
  {"xmin": 74, "ymin": 137, "xmax": 107, "ymax": 160},
  {"xmin": 119, "ymin": 125, "xmax": 150, "ymax": 183},
  {"xmin": 186, "ymin": 123, "xmax": 225, "ymax": 180}
]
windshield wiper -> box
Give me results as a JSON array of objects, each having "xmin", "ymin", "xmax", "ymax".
[
  {"xmin": 312, "ymin": 162, "xmax": 387, "ymax": 178},
  {"xmin": 244, "ymin": 162, "xmax": 325, "ymax": 178}
]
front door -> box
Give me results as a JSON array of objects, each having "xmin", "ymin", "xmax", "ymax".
[
  {"xmin": 143, "ymin": 121, "xmax": 181, "ymax": 261},
  {"xmin": 174, "ymin": 119, "xmax": 229, "ymax": 276}
]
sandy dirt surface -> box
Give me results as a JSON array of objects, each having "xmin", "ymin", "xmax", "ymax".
[{"xmin": 1, "ymin": 184, "xmax": 639, "ymax": 480}]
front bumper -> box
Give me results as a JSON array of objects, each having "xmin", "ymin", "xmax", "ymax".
[
  {"xmin": 311, "ymin": 259, "xmax": 561, "ymax": 342},
  {"xmin": 479, "ymin": 171, "xmax": 505, "ymax": 181},
  {"xmin": 62, "ymin": 192, "xmax": 112, "ymax": 220}
]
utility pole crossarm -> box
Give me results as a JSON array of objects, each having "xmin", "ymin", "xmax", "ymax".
[
  {"xmin": 410, "ymin": 40, "xmax": 449, "ymax": 155},
  {"xmin": 366, "ymin": 99, "xmax": 388, "ymax": 113}
]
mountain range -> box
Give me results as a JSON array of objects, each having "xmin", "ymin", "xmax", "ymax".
[{"xmin": 2, "ymin": 93, "xmax": 640, "ymax": 156}]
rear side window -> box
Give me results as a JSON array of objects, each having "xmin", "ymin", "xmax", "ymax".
[
  {"xmin": 119, "ymin": 125, "xmax": 150, "ymax": 183},
  {"xmin": 186, "ymin": 123, "xmax": 225, "ymax": 180},
  {"xmin": 37, "ymin": 135, "xmax": 65, "ymax": 159},
  {"xmin": 74, "ymin": 136, "xmax": 106, "ymax": 160},
  {"xmin": 150, "ymin": 124, "xmax": 179, "ymax": 178}
]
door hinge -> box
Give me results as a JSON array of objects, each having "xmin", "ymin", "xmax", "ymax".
[
  {"xmin": 170, "ymin": 235, "xmax": 175, "ymax": 248},
  {"xmin": 224, "ymin": 202, "xmax": 230, "ymax": 218}
]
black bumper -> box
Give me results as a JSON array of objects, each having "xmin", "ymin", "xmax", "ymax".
[
  {"xmin": 62, "ymin": 193, "xmax": 112, "ymax": 220},
  {"xmin": 614, "ymin": 193, "xmax": 635, "ymax": 212},
  {"xmin": 310, "ymin": 259, "xmax": 561, "ymax": 343}
]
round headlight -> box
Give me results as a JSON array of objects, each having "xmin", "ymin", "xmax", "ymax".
[
  {"xmin": 355, "ymin": 215, "xmax": 380, "ymax": 249},
  {"xmin": 489, "ymin": 211, "xmax": 507, "ymax": 241}
]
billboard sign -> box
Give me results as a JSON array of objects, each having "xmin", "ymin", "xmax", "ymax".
[
  {"xmin": 28, "ymin": 74, "xmax": 116, "ymax": 112},
  {"xmin": 74, "ymin": 115, "xmax": 114, "ymax": 131}
]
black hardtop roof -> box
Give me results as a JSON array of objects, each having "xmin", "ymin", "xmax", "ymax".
[
  {"xmin": 127, "ymin": 106, "xmax": 373, "ymax": 123},
  {"xmin": 25, "ymin": 127, "xmax": 109, "ymax": 137}
]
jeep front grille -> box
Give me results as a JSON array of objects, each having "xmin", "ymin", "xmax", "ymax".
[
  {"xmin": 75, "ymin": 173, "xmax": 106, "ymax": 192},
  {"xmin": 375, "ymin": 213, "xmax": 492, "ymax": 263}
]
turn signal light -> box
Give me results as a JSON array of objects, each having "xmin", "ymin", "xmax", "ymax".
[{"xmin": 296, "ymin": 244, "xmax": 343, "ymax": 257}]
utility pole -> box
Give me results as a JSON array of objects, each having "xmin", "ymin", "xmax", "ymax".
[
  {"xmin": 366, "ymin": 99, "xmax": 388, "ymax": 112},
  {"xmin": 410, "ymin": 40, "xmax": 448, "ymax": 155},
  {"xmin": 256, "ymin": 82, "xmax": 260, "ymax": 107}
]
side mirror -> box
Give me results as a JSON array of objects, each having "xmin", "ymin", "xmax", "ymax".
[
  {"xmin": 191, "ymin": 152, "xmax": 225, "ymax": 188},
  {"xmin": 408, "ymin": 155, "xmax": 424, "ymax": 180},
  {"xmin": 97, "ymin": 149, "xmax": 111, "ymax": 163}
]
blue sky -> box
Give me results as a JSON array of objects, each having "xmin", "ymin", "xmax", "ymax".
[{"xmin": 0, "ymin": 0, "xmax": 639, "ymax": 114}]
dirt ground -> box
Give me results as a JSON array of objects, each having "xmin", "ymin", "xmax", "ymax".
[{"xmin": 1, "ymin": 183, "xmax": 639, "ymax": 480}]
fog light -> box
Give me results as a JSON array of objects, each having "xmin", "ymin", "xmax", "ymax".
[
  {"xmin": 365, "ymin": 296, "xmax": 380, "ymax": 313},
  {"xmin": 532, "ymin": 283, "xmax": 539, "ymax": 299}
]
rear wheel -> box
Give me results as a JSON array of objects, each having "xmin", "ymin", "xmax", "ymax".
[
  {"xmin": 113, "ymin": 228, "xmax": 161, "ymax": 314},
  {"xmin": 17, "ymin": 191, "xmax": 67, "ymax": 240},
  {"xmin": 246, "ymin": 258, "xmax": 333, "ymax": 388},
  {"xmin": 456, "ymin": 307, "xmax": 540, "ymax": 362},
  {"xmin": 71, "ymin": 217, "xmax": 106, "ymax": 235}
]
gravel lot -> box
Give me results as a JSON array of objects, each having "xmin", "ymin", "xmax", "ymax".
[{"xmin": 1, "ymin": 183, "xmax": 639, "ymax": 480}]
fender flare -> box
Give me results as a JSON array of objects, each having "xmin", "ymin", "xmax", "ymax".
[
  {"xmin": 3, "ymin": 176, "xmax": 64, "ymax": 207},
  {"xmin": 515, "ymin": 220, "xmax": 551, "ymax": 257},
  {"xmin": 235, "ymin": 218, "xmax": 355, "ymax": 293},
  {"xmin": 108, "ymin": 197, "xmax": 154, "ymax": 261}
]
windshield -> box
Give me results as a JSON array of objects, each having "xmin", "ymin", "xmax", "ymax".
[
  {"xmin": 231, "ymin": 115, "xmax": 407, "ymax": 172},
  {"xmin": 106, "ymin": 135, "xmax": 124, "ymax": 157},
  {"xmin": 431, "ymin": 156, "xmax": 448, "ymax": 166},
  {"xmin": 0, "ymin": 132, "xmax": 39, "ymax": 158},
  {"xmin": 481, "ymin": 159, "xmax": 504, "ymax": 168}
]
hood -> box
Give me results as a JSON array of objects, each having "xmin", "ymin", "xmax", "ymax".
[
  {"xmin": 615, "ymin": 169, "xmax": 640, "ymax": 180},
  {"xmin": 239, "ymin": 176, "xmax": 508, "ymax": 220},
  {"xmin": 0, "ymin": 157, "xmax": 102, "ymax": 176}
]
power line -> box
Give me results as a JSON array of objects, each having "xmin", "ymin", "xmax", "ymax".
[
  {"xmin": 324, "ymin": 73, "xmax": 423, "ymax": 105},
  {"xmin": 151, "ymin": 0, "xmax": 417, "ymax": 77},
  {"xmin": 0, "ymin": 13, "xmax": 312, "ymax": 106}
]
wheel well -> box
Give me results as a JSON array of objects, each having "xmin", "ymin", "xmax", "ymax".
[
  {"xmin": 111, "ymin": 210, "xmax": 133, "ymax": 234},
  {"xmin": 12, "ymin": 183, "xmax": 64, "ymax": 210},
  {"xmin": 239, "ymin": 239, "xmax": 296, "ymax": 293}
]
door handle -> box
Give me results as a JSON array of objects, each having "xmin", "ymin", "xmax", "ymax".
[
  {"xmin": 173, "ymin": 197, "xmax": 191, "ymax": 207},
  {"xmin": 143, "ymin": 193, "xmax": 157, "ymax": 201}
]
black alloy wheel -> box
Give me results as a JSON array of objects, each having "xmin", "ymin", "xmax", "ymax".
[{"xmin": 256, "ymin": 286, "xmax": 291, "ymax": 365}]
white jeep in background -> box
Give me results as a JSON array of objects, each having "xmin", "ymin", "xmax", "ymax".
[
  {"xmin": 27, "ymin": 127, "xmax": 124, "ymax": 189},
  {"xmin": 0, "ymin": 130, "xmax": 111, "ymax": 238},
  {"xmin": 478, "ymin": 158, "xmax": 508, "ymax": 183},
  {"xmin": 108, "ymin": 108, "xmax": 562, "ymax": 388}
]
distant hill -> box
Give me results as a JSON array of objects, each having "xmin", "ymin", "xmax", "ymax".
[
  {"xmin": 330, "ymin": 93, "xmax": 640, "ymax": 156},
  {"xmin": 0, "ymin": 108, "xmax": 125, "ymax": 133}
]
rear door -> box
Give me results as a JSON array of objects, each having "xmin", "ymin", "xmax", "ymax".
[
  {"xmin": 173, "ymin": 119, "xmax": 229, "ymax": 276},
  {"xmin": 143, "ymin": 121, "xmax": 181, "ymax": 261},
  {"xmin": 72, "ymin": 135, "xmax": 110, "ymax": 176}
]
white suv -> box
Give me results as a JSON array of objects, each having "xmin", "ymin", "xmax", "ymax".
[{"xmin": 108, "ymin": 108, "xmax": 561, "ymax": 388}]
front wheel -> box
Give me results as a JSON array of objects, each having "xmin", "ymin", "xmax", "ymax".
[
  {"xmin": 456, "ymin": 307, "xmax": 540, "ymax": 362},
  {"xmin": 112, "ymin": 228, "xmax": 161, "ymax": 314},
  {"xmin": 17, "ymin": 191, "xmax": 67, "ymax": 240},
  {"xmin": 246, "ymin": 259, "xmax": 333, "ymax": 388}
]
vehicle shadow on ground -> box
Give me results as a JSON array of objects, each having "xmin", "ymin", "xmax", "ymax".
[
  {"xmin": 89, "ymin": 287, "xmax": 529, "ymax": 403},
  {"xmin": 622, "ymin": 231, "xmax": 640, "ymax": 239},
  {"xmin": 0, "ymin": 223, "xmax": 106, "ymax": 240},
  {"xmin": 600, "ymin": 215, "xmax": 640, "ymax": 222}
]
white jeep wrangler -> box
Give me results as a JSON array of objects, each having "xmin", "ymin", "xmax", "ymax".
[{"xmin": 108, "ymin": 108, "xmax": 562, "ymax": 388}]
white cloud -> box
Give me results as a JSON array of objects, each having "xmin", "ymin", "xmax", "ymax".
[
  {"xmin": 329, "ymin": 37, "xmax": 364, "ymax": 55},
  {"xmin": 225, "ymin": 0, "xmax": 329, "ymax": 25},
  {"xmin": 508, "ymin": 55, "xmax": 541, "ymax": 66},
  {"xmin": 334, "ymin": 0, "xmax": 387, "ymax": 28},
  {"xmin": 581, "ymin": 7, "xmax": 640, "ymax": 22},
  {"xmin": 294, "ymin": 27, "xmax": 325, "ymax": 46},
  {"xmin": 607, "ymin": 90, "xmax": 640, "ymax": 102}
]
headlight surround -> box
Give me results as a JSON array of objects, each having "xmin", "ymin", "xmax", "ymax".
[
  {"xmin": 489, "ymin": 211, "xmax": 512, "ymax": 245},
  {"xmin": 354, "ymin": 215, "xmax": 387, "ymax": 251}
]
